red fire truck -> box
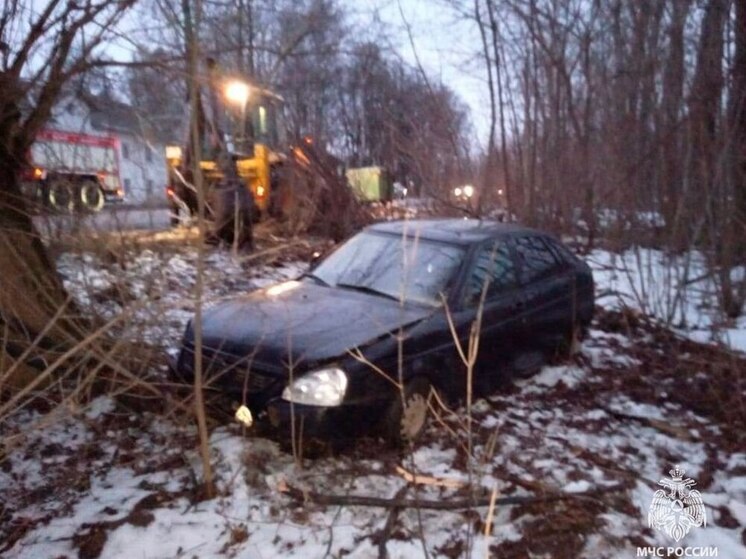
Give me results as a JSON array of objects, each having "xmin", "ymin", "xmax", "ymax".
[{"xmin": 21, "ymin": 129, "xmax": 125, "ymax": 212}]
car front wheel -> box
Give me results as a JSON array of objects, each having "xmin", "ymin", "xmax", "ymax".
[{"xmin": 382, "ymin": 376, "xmax": 432, "ymax": 446}]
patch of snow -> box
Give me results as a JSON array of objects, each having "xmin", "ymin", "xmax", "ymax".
[
  {"xmin": 521, "ymin": 364, "xmax": 586, "ymax": 391},
  {"xmin": 606, "ymin": 398, "xmax": 668, "ymax": 420},
  {"xmin": 85, "ymin": 396, "xmax": 116, "ymax": 419},
  {"xmin": 564, "ymin": 479, "xmax": 591, "ymax": 493}
]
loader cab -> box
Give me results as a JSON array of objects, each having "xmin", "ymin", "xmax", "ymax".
[
  {"xmin": 251, "ymin": 98, "xmax": 283, "ymax": 150},
  {"xmin": 225, "ymin": 89, "xmax": 284, "ymax": 157},
  {"xmin": 227, "ymin": 89, "xmax": 285, "ymax": 213}
]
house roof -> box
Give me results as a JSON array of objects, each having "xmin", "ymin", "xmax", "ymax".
[{"xmin": 79, "ymin": 92, "xmax": 153, "ymax": 138}]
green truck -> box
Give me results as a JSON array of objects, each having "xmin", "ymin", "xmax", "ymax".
[{"xmin": 345, "ymin": 166, "xmax": 392, "ymax": 202}]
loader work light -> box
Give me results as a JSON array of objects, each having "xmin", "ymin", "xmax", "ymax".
[{"xmin": 225, "ymin": 80, "xmax": 251, "ymax": 106}]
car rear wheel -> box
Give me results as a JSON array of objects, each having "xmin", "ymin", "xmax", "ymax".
[
  {"xmin": 559, "ymin": 322, "xmax": 585, "ymax": 359},
  {"xmin": 382, "ymin": 377, "xmax": 432, "ymax": 446}
]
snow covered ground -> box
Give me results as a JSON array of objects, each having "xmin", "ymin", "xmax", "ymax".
[
  {"xmin": 2, "ymin": 241, "xmax": 745, "ymax": 558},
  {"xmin": 55, "ymin": 245, "xmax": 308, "ymax": 356},
  {"xmin": 587, "ymin": 247, "xmax": 746, "ymax": 353}
]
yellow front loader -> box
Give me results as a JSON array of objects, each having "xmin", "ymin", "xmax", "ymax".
[{"xmin": 165, "ymin": 67, "xmax": 286, "ymax": 224}]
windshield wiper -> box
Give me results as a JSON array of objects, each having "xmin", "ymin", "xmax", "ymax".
[
  {"xmin": 336, "ymin": 282, "xmax": 401, "ymax": 302},
  {"xmin": 302, "ymin": 272, "xmax": 330, "ymax": 286}
]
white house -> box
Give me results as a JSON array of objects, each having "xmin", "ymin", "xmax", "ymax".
[{"xmin": 48, "ymin": 92, "xmax": 170, "ymax": 206}]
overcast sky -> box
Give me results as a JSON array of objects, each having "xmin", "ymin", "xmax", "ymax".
[
  {"xmin": 354, "ymin": 0, "xmax": 489, "ymax": 144},
  {"xmin": 98, "ymin": 0, "xmax": 490, "ymax": 145}
]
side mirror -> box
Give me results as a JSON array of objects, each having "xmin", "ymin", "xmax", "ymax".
[
  {"xmin": 309, "ymin": 241, "xmax": 336, "ymax": 270},
  {"xmin": 309, "ymin": 251, "xmax": 323, "ymax": 270}
]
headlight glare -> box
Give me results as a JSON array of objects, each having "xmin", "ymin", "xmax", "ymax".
[{"xmin": 281, "ymin": 367, "xmax": 347, "ymax": 406}]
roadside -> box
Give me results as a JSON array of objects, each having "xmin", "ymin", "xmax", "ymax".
[{"xmin": 33, "ymin": 205, "xmax": 173, "ymax": 240}]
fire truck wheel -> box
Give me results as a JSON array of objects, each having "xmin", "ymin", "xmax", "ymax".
[
  {"xmin": 79, "ymin": 181, "xmax": 105, "ymax": 212},
  {"xmin": 48, "ymin": 181, "xmax": 74, "ymax": 213}
]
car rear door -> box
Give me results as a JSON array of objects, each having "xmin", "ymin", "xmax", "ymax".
[
  {"xmin": 513, "ymin": 234, "xmax": 574, "ymax": 354},
  {"xmin": 458, "ymin": 237, "xmax": 525, "ymax": 390}
]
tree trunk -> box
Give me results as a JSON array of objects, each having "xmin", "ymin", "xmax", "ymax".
[
  {"xmin": 723, "ymin": 0, "xmax": 746, "ymax": 317},
  {"xmin": 475, "ymin": 0, "xmax": 498, "ymax": 215},
  {"xmin": 731, "ymin": 0, "xmax": 746, "ymax": 257},
  {"xmin": 182, "ymin": 0, "xmax": 216, "ymax": 500},
  {"xmin": 0, "ymin": 131, "xmax": 82, "ymax": 385},
  {"xmin": 660, "ymin": 0, "xmax": 689, "ymax": 236},
  {"xmin": 0, "ymin": 0, "xmax": 140, "ymax": 391},
  {"xmin": 688, "ymin": 0, "xmax": 728, "ymax": 204},
  {"xmin": 486, "ymin": 0, "xmax": 514, "ymax": 218},
  {"xmin": 688, "ymin": 0, "xmax": 735, "ymax": 316}
]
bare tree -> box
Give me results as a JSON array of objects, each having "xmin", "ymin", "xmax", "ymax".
[
  {"xmin": 0, "ymin": 0, "xmax": 134, "ymax": 383},
  {"xmin": 723, "ymin": 0, "xmax": 746, "ymax": 316},
  {"xmin": 181, "ymin": 0, "xmax": 216, "ymax": 499},
  {"xmin": 448, "ymin": 0, "xmax": 743, "ymax": 316},
  {"xmin": 735, "ymin": 0, "xmax": 746, "ymax": 239},
  {"xmin": 659, "ymin": 0, "xmax": 690, "ymax": 236}
]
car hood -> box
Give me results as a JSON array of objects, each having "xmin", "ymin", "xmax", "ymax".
[{"xmin": 187, "ymin": 280, "xmax": 433, "ymax": 369}]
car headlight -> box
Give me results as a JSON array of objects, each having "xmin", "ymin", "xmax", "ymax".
[{"xmin": 281, "ymin": 367, "xmax": 348, "ymax": 407}]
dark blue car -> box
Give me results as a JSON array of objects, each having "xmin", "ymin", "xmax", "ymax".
[{"xmin": 174, "ymin": 219, "xmax": 594, "ymax": 445}]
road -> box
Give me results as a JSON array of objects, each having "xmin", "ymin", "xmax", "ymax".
[{"xmin": 34, "ymin": 204, "xmax": 173, "ymax": 235}]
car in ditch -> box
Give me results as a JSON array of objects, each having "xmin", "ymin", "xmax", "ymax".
[{"xmin": 173, "ymin": 219, "xmax": 594, "ymax": 444}]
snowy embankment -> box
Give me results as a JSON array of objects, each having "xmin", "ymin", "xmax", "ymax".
[
  {"xmin": 587, "ymin": 247, "xmax": 746, "ymax": 353},
  {"xmin": 1, "ymin": 243, "xmax": 745, "ymax": 558}
]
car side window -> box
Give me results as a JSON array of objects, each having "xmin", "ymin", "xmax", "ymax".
[
  {"xmin": 514, "ymin": 235, "xmax": 560, "ymax": 283},
  {"xmin": 464, "ymin": 241, "xmax": 517, "ymax": 306},
  {"xmin": 545, "ymin": 236, "xmax": 576, "ymax": 265}
]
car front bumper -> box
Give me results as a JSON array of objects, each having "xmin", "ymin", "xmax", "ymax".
[{"xmin": 266, "ymin": 398, "xmax": 385, "ymax": 440}]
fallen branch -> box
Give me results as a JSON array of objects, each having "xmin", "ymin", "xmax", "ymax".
[
  {"xmin": 280, "ymin": 482, "xmax": 626, "ymax": 510},
  {"xmin": 599, "ymin": 405, "xmax": 697, "ymax": 442},
  {"xmin": 375, "ymin": 485, "xmax": 410, "ymax": 559},
  {"xmin": 395, "ymin": 465, "xmax": 466, "ymax": 489}
]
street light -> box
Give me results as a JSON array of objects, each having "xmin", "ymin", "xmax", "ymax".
[{"xmin": 454, "ymin": 185, "xmax": 474, "ymax": 199}]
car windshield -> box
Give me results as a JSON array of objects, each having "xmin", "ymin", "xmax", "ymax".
[{"xmin": 312, "ymin": 232, "xmax": 465, "ymax": 306}]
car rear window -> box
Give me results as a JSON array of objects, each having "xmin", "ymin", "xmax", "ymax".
[
  {"xmin": 514, "ymin": 235, "xmax": 560, "ymax": 283},
  {"xmin": 464, "ymin": 241, "xmax": 517, "ymax": 305},
  {"xmin": 545, "ymin": 236, "xmax": 577, "ymax": 264}
]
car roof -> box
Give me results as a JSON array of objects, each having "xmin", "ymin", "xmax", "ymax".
[{"xmin": 366, "ymin": 219, "xmax": 539, "ymax": 245}]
